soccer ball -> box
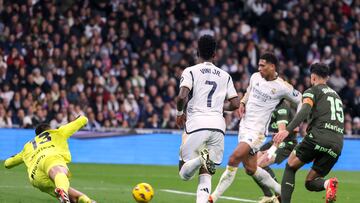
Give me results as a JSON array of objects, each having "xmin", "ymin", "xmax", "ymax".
[{"xmin": 132, "ymin": 183, "xmax": 154, "ymax": 203}]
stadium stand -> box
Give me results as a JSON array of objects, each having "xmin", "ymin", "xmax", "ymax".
[{"xmin": 0, "ymin": 0, "xmax": 359, "ymax": 135}]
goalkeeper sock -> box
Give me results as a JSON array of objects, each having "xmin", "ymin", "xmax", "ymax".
[
  {"xmin": 54, "ymin": 173, "xmax": 70, "ymax": 193},
  {"xmin": 211, "ymin": 165, "xmax": 237, "ymax": 202},
  {"xmin": 78, "ymin": 195, "xmax": 92, "ymax": 203},
  {"xmin": 179, "ymin": 157, "xmax": 202, "ymax": 181}
]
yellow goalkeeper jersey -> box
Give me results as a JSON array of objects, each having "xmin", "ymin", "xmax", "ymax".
[{"xmin": 4, "ymin": 116, "xmax": 88, "ymax": 171}]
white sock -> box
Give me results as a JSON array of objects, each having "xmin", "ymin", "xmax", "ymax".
[
  {"xmin": 196, "ymin": 174, "xmax": 212, "ymax": 203},
  {"xmin": 324, "ymin": 179, "xmax": 330, "ymax": 189},
  {"xmin": 253, "ymin": 166, "xmax": 281, "ymax": 194},
  {"xmin": 211, "ymin": 166, "xmax": 238, "ymax": 202},
  {"xmin": 179, "ymin": 157, "xmax": 202, "ymax": 181}
]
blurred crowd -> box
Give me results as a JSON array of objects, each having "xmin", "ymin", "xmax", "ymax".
[{"xmin": 0, "ymin": 0, "xmax": 359, "ymax": 135}]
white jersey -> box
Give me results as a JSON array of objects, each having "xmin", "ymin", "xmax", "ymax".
[
  {"xmin": 180, "ymin": 62, "xmax": 237, "ymax": 134},
  {"xmin": 240, "ymin": 72, "xmax": 302, "ymax": 134}
]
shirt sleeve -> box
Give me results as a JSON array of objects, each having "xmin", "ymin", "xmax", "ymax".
[
  {"xmin": 302, "ymin": 88, "xmax": 315, "ymax": 103},
  {"xmin": 4, "ymin": 151, "xmax": 24, "ymax": 169},
  {"xmin": 179, "ymin": 68, "xmax": 193, "ymax": 91},
  {"xmin": 275, "ymin": 106, "xmax": 290, "ymax": 125},
  {"xmin": 241, "ymin": 73, "xmax": 255, "ymax": 104},
  {"xmin": 58, "ymin": 116, "xmax": 88, "ymax": 139},
  {"xmin": 226, "ymin": 76, "xmax": 238, "ymax": 99},
  {"xmin": 283, "ymin": 83, "xmax": 302, "ymax": 112}
]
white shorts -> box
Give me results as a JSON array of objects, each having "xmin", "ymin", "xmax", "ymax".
[
  {"xmin": 179, "ymin": 130, "xmax": 224, "ymax": 165},
  {"xmin": 238, "ymin": 126, "xmax": 266, "ymax": 153}
]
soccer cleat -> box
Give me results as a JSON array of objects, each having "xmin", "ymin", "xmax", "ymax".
[
  {"xmin": 258, "ymin": 196, "xmax": 275, "ymax": 203},
  {"xmin": 208, "ymin": 194, "xmax": 214, "ymax": 203},
  {"xmin": 200, "ymin": 148, "xmax": 216, "ymax": 175},
  {"xmin": 55, "ymin": 188, "xmax": 70, "ymax": 203},
  {"xmin": 326, "ymin": 178, "xmax": 338, "ymax": 203}
]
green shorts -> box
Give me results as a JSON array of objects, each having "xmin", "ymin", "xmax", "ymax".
[
  {"xmin": 260, "ymin": 140, "xmax": 297, "ymax": 164},
  {"xmin": 294, "ymin": 136, "xmax": 341, "ymax": 176}
]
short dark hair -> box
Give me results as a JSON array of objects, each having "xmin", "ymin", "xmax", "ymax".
[
  {"xmin": 198, "ymin": 35, "xmax": 216, "ymax": 60},
  {"xmin": 35, "ymin": 123, "xmax": 51, "ymax": 135},
  {"xmin": 310, "ymin": 63, "xmax": 329, "ymax": 78},
  {"xmin": 259, "ymin": 52, "xmax": 279, "ymax": 68}
]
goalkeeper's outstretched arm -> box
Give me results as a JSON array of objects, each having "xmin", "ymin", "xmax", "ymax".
[
  {"xmin": 4, "ymin": 151, "xmax": 24, "ymax": 169},
  {"xmin": 58, "ymin": 115, "xmax": 89, "ymax": 139}
]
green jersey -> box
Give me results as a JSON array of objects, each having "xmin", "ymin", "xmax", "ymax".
[
  {"xmin": 268, "ymin": 101, "xmax": 296, "ymax": 142},
  {"xmin": 302, "ymin": 84, "xmax": 344, "ymax": 147}
]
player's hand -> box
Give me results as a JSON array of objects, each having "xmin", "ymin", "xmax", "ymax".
[
  {"xmin": 274, "ymin": 130, "xmax": 289, "ymax": 145},
  {"xmin": 176, "ymin": 114, "xmax": 186, "ymax": 128},
  {"xmin": 238, "ymin": 103, "xmax": 246, "ymax": 118}
]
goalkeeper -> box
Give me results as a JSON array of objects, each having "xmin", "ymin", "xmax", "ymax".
[
  {"xmin": 4, "ymin": 116, "xmax": 96, "ymax": 203},
  {"xmin": 254, "ymin": 100, "xmax": 298, "ymax": 203}
]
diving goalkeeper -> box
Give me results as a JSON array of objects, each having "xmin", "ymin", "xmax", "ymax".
[{"xmin": 4, "ymin": 115, "xmax": 96, "ymax": 203}]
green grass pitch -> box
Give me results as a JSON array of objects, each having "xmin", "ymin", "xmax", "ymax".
[{"xmin": 0, "ymin": 162, "xmax": 359, "ymax": 203}]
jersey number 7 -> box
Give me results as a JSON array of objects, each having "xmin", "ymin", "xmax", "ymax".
[{"xmin": 205, "ymin": 80, "xmax": 217, "ymax": 107}]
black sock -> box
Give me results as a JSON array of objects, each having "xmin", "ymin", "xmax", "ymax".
[
  {"xmin": 252, "ymin": 176, "xmax": 273, "ymax": 197},
  {"xmin": 305, "ymin": 178, "xmax": 326, "ymax": 191},
  {"xmin": 263, "ymin": 166, "xmax": 277, "ymax": 182},
  {"xmin": 281, "ymin": 163, "xmax": 297, "ymax": 203}
]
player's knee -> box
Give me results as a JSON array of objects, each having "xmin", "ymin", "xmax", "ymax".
[
  {"xmin": 245, "ymin": 167, "xmax": 256, "ymax": 176},
  {"xmin": 178, "ymin": 170, "xmax": 191, "ymax": 181},
  {"xmin": 305, "ymin": 180, "xmax": 313, "ymax": 191},
  {"xmin": 285, "ymin": 163, "xmax": 297, "ymax": 172},
  {"xmin": 228, "ymin": 153, "xmax": 242, "ymax": 166}
]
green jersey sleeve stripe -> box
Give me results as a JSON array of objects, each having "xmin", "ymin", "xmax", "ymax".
[{"xmin": 303, "ymin": 93, "xmax": 314, "ymax": 99}]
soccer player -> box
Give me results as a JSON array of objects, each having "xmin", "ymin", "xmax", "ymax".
[
  {"xmin": 255, "ymin": 100, "xmax": 298, "ymax": 203},
  {"xmin": 209, "ymin": 53, "xmax": 302, "ymax": 203},
  {"xmin": 176, "ymin": 34, "xmax": 240, "ymax": 203},
  {"xmin": 4, "ymin": 116, "xmax": 96, "ymax": 203},
  {"xmin": 274, "ymin": 63, "xmax": 343, "ymax": 203}
]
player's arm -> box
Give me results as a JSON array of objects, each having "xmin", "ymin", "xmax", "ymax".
[
  {"xmin": 176, "ymin": 69, "xmax": 193, "ymax": 128},
  {"xmin": 238, "ymin": 74, "xmax": 254, "ymax": 117},
  {"xmin": 4, "ymin": 151, "xmax": 24, "ymax": 169},
  {"xmin": 283, "ymin": 84, "xmax": 302, "ymax": 113},
  {"xmin": 58, "ymin": 115, "xmax": 88, "ymax": 138},
  {"xmin": 274, "ymin": 89, "xmax": 314, "ymax": 144},
  {"xmin": 224, "ymin": 76, "xmax": 240, "ymax": 111}
]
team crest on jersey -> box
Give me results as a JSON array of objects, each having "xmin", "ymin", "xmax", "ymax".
[
  {"xmin": 271, "ymin": 88, "xmax": 276, "ymax": 94},
  {"xmin": 180, "ymin": 76, "xmax": 184, "ymax": 83},
  {"xmin": 292, "ymin": 89, "xmax": 299, "ymax": 96}
]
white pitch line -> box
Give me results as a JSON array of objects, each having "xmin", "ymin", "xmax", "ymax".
[{"xmin": 161, "ymin": 189, "xmax": 257, "ymax": 202}]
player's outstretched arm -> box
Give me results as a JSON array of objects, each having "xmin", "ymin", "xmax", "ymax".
[
  {"xmin": 58, "ymin": 115, "xmax": 89, "ymax": 138},
  {"xmin": 274, "ymin": 103, "xmax": 312, "ymax": 144},
  {"xmin": 4, "ymin": 152, "xmax": 24, "ymax": 169}
]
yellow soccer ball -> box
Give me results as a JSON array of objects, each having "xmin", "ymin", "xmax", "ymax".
[{"xmin": 132, "ymin": 183, "xmax": 154, "ymax": 203}]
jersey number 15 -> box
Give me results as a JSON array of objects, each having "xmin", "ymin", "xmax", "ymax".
[{"xmin": 327, "ymin": 96, "xmax": 344, "ymax": 123}]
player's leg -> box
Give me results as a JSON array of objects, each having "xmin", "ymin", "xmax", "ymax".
[
  {"xmin": 305, "ymin": 147, "xmax": 341, "ymax": 203},
  {"xmin": 281, "ymin": 152, "xmax": 304, "ymax": 203},
  {"xmin": 210, "ymin": 142, "xmax": 251, "ymax": 203},
  {"xmin": 178, "ymin": 132, "xmax": 207, "ymax": 181},
  {"xmin": 49, "ymin": 165, "xmax": 71, "ymax": 203},
  {"xmin": 41, "ymin": 155, "xmax": 72, "ymax": 203},
  {"xmin": 246, "ymin": 152, "xmax": 281, "ymax": 195},
  {"xmin": 195, "ymin": 131, "xmax": 223, "ymax": 203},
  {"xmin": 251, "ymin": 142, "xmax": 275, "ymax": 200},
  {"xmin": 68, "ymin": 187, "xmax": 96, "ymax": 203}
]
